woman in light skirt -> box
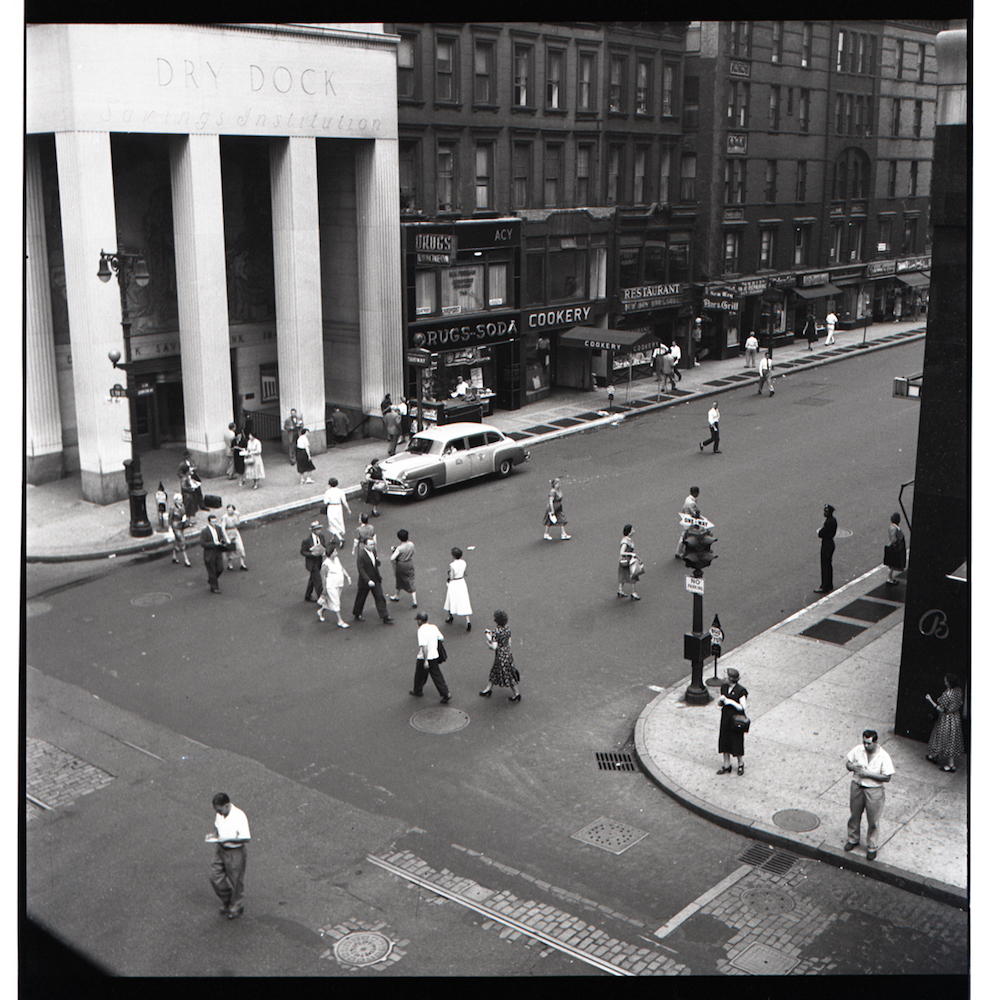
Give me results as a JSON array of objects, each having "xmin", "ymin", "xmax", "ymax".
[
  {"xmin": 242, "ymin": 432, "xmax": 265, "ymax": 489},
  {"xmin": 222, "ymin": 503, "xmax": 247, "ymax": 571},
  {"xmin": 168, "ymin": 494, "xmax": 191, "ymax": 567},
  {"xmin": 318, "ymin": 536, "xmax": 352, "ymax": 628},
  {"xmin": 444, "ymin": 546, "xmax": 473, "ymax": 631}
]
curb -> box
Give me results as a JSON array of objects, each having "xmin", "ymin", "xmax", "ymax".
[{"xmin": 26, "ymin": 332, "xmax": 924, "ymax": 564}]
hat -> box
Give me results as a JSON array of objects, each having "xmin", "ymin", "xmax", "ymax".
[
  {"xmin": 173, "ymin": 493, "xmax": 183, "ymax": 503},
  {"xmin": 414, "ymin": 612, "xmax": 428, "ymax": 622},
  {"xmin": 310, "ymin": 520, "xmax": 322, "ymax": 528},
  {"xmin": 824, "ymin": 504, "xmax": 835, "ymax": 515}
]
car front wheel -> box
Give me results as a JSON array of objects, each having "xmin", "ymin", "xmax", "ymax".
[
  {"xmin": 414, "ymin": 479, "xmax": 433, "ymax": 500},
  {"xmin": 497, "ymin": 459, "xmax": 513, "ymax": 477}
]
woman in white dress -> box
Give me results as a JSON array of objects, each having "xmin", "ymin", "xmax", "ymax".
[
  {"xmin": 444, "ymin": 546, "xmax": 473, "ymax": 631},
  {"xmin": 222, "ymin": 503, "xmax": 247, "ymax": 571},
  {"xmin": 242, "ymin": 432, "xmax": 265, "ymax": 489},
  {"xmin": 317, "ymin": 536, "xmax": 352, "ymax": 628}
]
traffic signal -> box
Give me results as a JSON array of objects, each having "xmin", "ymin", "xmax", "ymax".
[{"xmin": 682, "ymin": 527, "xmax": 717, "ymax": 573}]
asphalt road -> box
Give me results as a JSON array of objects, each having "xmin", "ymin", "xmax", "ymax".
[{"xmin": 25, "ymin": 340, "xmax": 969, "ymax": 977}]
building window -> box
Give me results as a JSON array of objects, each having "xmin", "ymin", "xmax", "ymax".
[
  {"xmin": 575, "ymin": 143, "xmax": 593, "ymax": 206},
  {"xmin": 909, "ymin": 160, "xmax": 919, "ymax": 197},
  {"xmin": 764, "ymin": 160, "xmax": 777, "ymax": 203},
  {"xmin": 865, "ymin": 95, "xmax": 874, "ymax": 136},
  {"xmin": 728, "ymin": 81, "xmax": 749, "ymax": 127},
  {"xmin": 902, "ymin": 217, "xmax": 917, "ymax": 255},
  {"xmin": 723, "ymin": 230, "xmax": 741, "ymax": 272},
  {"xmin": 399, "ymin": 141, "xmax": 419, "ymax": 213},
  {"xmin": 513, "ymin": 44, "xmax": 533, "ymax": 107},
  {"xmin": 608, "ymin": 144, "xmax": 623, "ymax": 204},
  {"xmin": 436, "ymin": 142, "xmax": 455, "ymax": 212},
  {"xmin": 888, "ymin": 160, "xmax": 898, "ymax": 198},
  {"xmin": 669, "ymin": 241, "xmax": 690, "ymax": 282},
  {"xmin": 798, "ymin": 89, "xmax": 810, "ymax": 132},
  {"xmin": 730, "ymin": 21, "xmax": 751, "ymax": 59},
  {"xmin": 830, "ymin": 222, "xmax": 844, "ymax": 262},
  {"xmin": 835, "ymin": 93, "xmax": 844, "ymax": 134},
  {"xmin": 914, "ymin": 100, "xmax": 923, "ymax": 137},
  {"xmin": 772, "ymin": 22, "xmax": 783, "ymax": 64},
  {"xmin": 590, "ymin": 246, "xmax": 608, "ymax": 298},
  {"xmin": 686, "ymin": 21, "xmax": 702, "ymax": 53},
  {"xmin": 578, "ymin": 50, "xmax": 596, "ymax": 111},
  {"xmin": 525, "ymin": 250, "xmax": 544, "ymax": 304},
  {"xmin": 683, "ymin": 75, "xmax": 699, "ymax": 130},
  {"xmin": 475, "ymin": 143, "xmax": 494, "ymax": 210},
  {"xmin": 849, "ymin": 221, "xmax": 865, "ymax": 261},
  {"xmin": 662, "ymin": 62, "xmax": 676, "ymax": 116},
  {"xmin": 442, "ymin": 264, "xmax": 485, "ymax": 315},
  {"xmin": 759, "ymin": 228, "xmax": 776, "ymax": 269},
  {"xmin": 801, "ymin": 22, "xmax": 813, "ymax": 68},
  {"xmin": 260, "ymin": 363, "xmax": 278, "ymax": 403},
  {"xmin": 891, "ymin": 98, "xmax": 901, "ymax": 137},
  {"xmin": 549, "ymin": 248, "xmax": 587, "ymax": 302},
  {"xmin": 474, "ymin": 40, "xmax": 495, "ymax": 105},
  {"xmin": 918, "ymin": 43, "xmax": 927, "ymax": 83},
  {"xmin": 895, "ymin": 38, "xmax": 905, "ymax": 80},
  {"xmin": 796, "ymin": 161, "xmax": 807, "ymax": 202},
  {"xmin": 636, "ymin": 59, "xmax": 652, "ymax": 115},
  {"xmin": 416, "ymin": 269, "xmax": 437, "ymax": 316},
  {"xmin": 544, "ymin": 143, "xmax": 563, "ymax": 207},
  {"xmin": 397, "ymin": 34, "xmax": 417, "ymax": 99},
  {"xmin": 488, "ymin": 262, "xmax": 508, "ymax": 307},
  {"xmin": 512, "ymin": 142, "xmax": 531, "ymax": 209},
  {"xmin": 769, "ymin": 85, "xmax": 780, "ymax": 130},
  {"xmin": 610, "ymin": 54, "xmax": 627, "ymax": 113},
  {"xmin": 724, "ymin": 159, "xmax": 746, "ymax": 205},
  {"xmin": 857, "ymin": 34, "xmax": 869, "ymax": 76},
  {"xmin": 680, "ymin": 152, "xmax": 696, "ymax": 203},
  {"xmin": 793, "ymin": 225, "xmax": 810, "ymax": 265},
  {"xmin": 436, "ymin": 37, "xmax": 457, "ymax": 102},
  {"xmin": 546, "ymin": 49, "xmax": 564, "ymax": 110},
  {"xmin": 633, "ymin": 146, "xmax": 648, "ymax": 205},
  {"xmin": 659, "ymin": 146, "xmax": 672, "ymax": 202},
  {"xmin": 837, "ymin": 31, "xmax": 846, "ymax": 73},
  {"xmin": 878, "ymin": 219, "xmax": 892, "ymax": 254}
]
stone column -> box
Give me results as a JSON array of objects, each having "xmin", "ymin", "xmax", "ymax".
[
  {"xmin": 170, "ymin": 134, "xmax": 233, "ymax": 476},
  {"xmin": 355, "ymin": 139, "xmax": 403, "ymax": 417},
  {"xmin": 270, "ymin": 136, "xmax": 327, "ymax": 452},
  {"xmin": 55, "ymin": 130, "xmax": 132, "ymax": 504},
  {"xmin": 25, "ymin": 136, "xmax": 64, "ymax": 484}
]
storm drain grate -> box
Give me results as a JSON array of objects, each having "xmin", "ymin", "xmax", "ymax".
[
  {"xmin": 595, "ymin": 752, "xmax": 636, "ymax": 771},
  {"xmin": 571, "ymin": 816, "xmax": 649, "ymax": 854},
  {"xmin": 737, "ymin": 843, "xmax": 798, "ymax": 877}
]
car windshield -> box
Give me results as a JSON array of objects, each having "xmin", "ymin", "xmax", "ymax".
[{"xmin": 406, "ymin": 436, "xmax": 437, "ymax": 456}]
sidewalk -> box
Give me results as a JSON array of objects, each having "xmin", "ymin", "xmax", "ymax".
[
  {"xmin": 24, "ymin": 317, "xmax": 926, "ymax": 563},
  {"xmin": 635, "ymin": 567, "xmax": 968, "ymax": 910}
]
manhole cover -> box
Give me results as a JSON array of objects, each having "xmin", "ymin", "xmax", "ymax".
[
  {"xmin": 409, "ymin": 707, "xmax": 470, "ymax": 734},
  {"xmin": 131, "ymin": 593, "xmax": 173, "ymax": 607},
  {"xmin": 26, "ymin": 602, "xmax": 52, "ymax": 618},
  {"xmin": 741, "ymin": 887, "xmax": 796, "ymax": 914},
  {"xmin": 834, "ymin": 527, "xmax": 853, "ymax": 539},
  {"xmin": 730, "ymin": 942, "xmax": 799, "ymax": 975},
  {"xmin": 571, "ymin": 816, "xmax": 649, "ymax": 854},
  {"xmin": 772, "ymin": 808, "xmax": 821, "ymax": 832},
  {"xmin": 333, "ymin": 931, "xmax": 393, "ymax": 967}
]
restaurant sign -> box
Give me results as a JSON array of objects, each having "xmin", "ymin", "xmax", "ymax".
[
  {"xmin": 896, "ymin": 255, "xmax": 932, "ymax": 273},
  {"xmin": 801, "ymin": 272, "xmax": 831, "ymax": 287},
  {"xmin": 620, "ymin": 282, "xmax": 683, "ymax": 313}
]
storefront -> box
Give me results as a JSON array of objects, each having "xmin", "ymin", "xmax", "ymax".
[
  {"xmin": 866, "ymin": 259, "xmax": 898, "ymax": 322},
  {"xmin": 894, "ymin": 255, "xmax": 932, "ymax": 320},
  {"xmin": 791, "ymin": 273, "xmax": 842, "ymax": 335},
  {"xmin": 611, "ymin": 279, "xmax": 687, "ymax": 376},
  {"xmin": 558, "ymin": 325, "xmax": 661, "ymax": 393},
  {"xmin": 524, "ymin": 302, "xmax": 611, "ymax": 395},
  {"xmin": 403, "ymin": 219, "xmax": 521, "ymax": 420},
  {"xmin": 702, "ymin": 274, "xmax": 795, "ymax": 358}
]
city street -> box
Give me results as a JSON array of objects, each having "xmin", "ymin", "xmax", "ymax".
[{"xmin": 25, "ymin": 340, "xmax": 969, "ymax": 978}]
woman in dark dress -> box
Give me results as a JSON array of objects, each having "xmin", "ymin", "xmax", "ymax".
[
  {"xmin": 543, "ymin": 477, "xmax": 571, "ymax": 540},
  {"xmin": 717, "ymin": 667, "xmax": 748, "ymax": 775},
  {"xmin": 884, "ymin": 512, "xmax": 907, "ymax": 585},
  {"xmin": 925, "ymin": 673, "xmax": 965, "ymax": 772},
  {"xmin": 479, "ymin": 610, "xmax": 520, "ymax": 702},
  {"xmin": 232, "ymin": 427, "xmax": 247, "ymax": 487},
  {"xmin": 803, "ymin": 312, "xmax": 818, "ymax": 350}
]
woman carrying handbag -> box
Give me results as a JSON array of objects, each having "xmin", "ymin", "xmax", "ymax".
[
  {"xmin": 717, "ymin": 668, "xmax": 749, "ymax": 775},
  {"xmin": 883, "ymin": 512, "xmax": 906, "ymax": 585}
]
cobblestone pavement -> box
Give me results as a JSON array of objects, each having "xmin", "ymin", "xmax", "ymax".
[
  {"xmin": 367, "ymin": 841, "xmax": 967, "ymax": 976},
  {"xmin": 25, "ymin": 737, "xmax": 115, "ymax": 822}
]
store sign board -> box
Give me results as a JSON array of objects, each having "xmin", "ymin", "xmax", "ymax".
[
  {"xmin": 868, "ymin": 260, "xmax": 896, "ymax": 276},
  {"xmin": 410, "ymin": 313, "xmax": 520, "ymax": 350},
  {"xmin": 525, "ymin": 304, "xmax": 594, "ymax": 330},
  {"xmin": 801, "ymin": 272, "xmax": 831, "ymax": 287},
  {"xmin": 620, "ymin": 283, "xmax": 683, "ymax": 313},
  {"xmin": 896, "ymin": 255, "xmax": 932, "ymax": 273}
]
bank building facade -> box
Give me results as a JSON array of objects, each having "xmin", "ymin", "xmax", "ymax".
[{"xmin": 26, "ymin": 22, "xmax": 402, "ymax": 502}]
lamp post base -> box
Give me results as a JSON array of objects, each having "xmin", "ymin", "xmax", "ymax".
[
  {"xmin": 684, "ymin": 681, "xmax": 711, "ymax": 705},
  {"xmin": 128, "ymin": 491, "xmax": 153, "ymax": 537}
]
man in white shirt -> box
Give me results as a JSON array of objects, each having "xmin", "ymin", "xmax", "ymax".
[
  {"xmin": 744, "ymin": 332, "xmax": 759, "ymax": 369},
  {"xmin": 323, "ymin": 477, "xmax": 351, "ymax": 541},
  {"xmin": 411, "ymin": 612, "xmax": 450, "ymax": 703},
  {"xmin": 825, "ymin": 310, "xmax": 838, "ymax": 345},
  {"xmin": 844, "ymin": 730, "xmax": 894, "ymax": 861},
  {"xmin": 757, "ymin": 354, "xmax": 775, "ymax": 396},
  {"xmin": 699, "ymin": 402, "xmax": 721, "ymax": 454},
  {"xmin": 668, "ymin": 341, "xmax": 682, "ymax": 380},
  {"xmin": 675, "ymin": 487, "xmax": 701, "ymax": 558},
  {"xmin": 207, "ymin": 793, "xmax": 251, "ymax": 918}
]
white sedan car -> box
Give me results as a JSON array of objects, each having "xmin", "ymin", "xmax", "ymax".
[{"xmin": 377, "ymin": 422, "xmax": 530, "ymax": 500}]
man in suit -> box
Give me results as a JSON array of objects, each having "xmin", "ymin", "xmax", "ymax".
[
  {"xmin": 200, "ymin": 513, "xmax": 231, "ymax": 594},
  {"xmin": 815, "ymin": 504, "xmax": 838, "ymax": 594},
  {"xmin": 352, "ymin": 537, "xmax": 394, "ymax": 624},
  {"xmin": 301, "ymin": 519, "xmax": 330, "ymax": 602}
]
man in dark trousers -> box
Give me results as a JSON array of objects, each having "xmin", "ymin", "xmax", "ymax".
[
  {"xmin": 353, "ymin": 536, "xmax": 394, "ymax": 624},
  {"xmin": 301, "ymin": 519, "xmax": 330, "ymax": 602},
  {"xmin": 206, "ymin": 792, "xmax": 251, "ymax": 919},
  {"xmin": 699, "ymin": 401, "xmax": 721, "ymax": 453},
  {"xmin": 199, "ymin": 513, "xmax": 231, "ymax": 594},
  {"xmin": 815, "ymin": 504, "xmax": 838, "ymax": 594}
]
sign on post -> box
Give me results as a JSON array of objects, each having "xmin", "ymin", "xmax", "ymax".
[{"xmin": 685, "ymin": 576, "xmax": 704, "ymax": 595}]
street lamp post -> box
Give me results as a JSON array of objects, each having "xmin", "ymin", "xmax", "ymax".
[
  {"xmin": 680, "ymin": 514, "xmax": 717, "ymax": 704},
  {"xmin": 99, "ymin": 248, "xmax": 152, "ymax": 538}
]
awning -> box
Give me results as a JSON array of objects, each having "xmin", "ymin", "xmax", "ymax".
[
  {"xmin": 793, "ymin": 282, "xmax": 841, "ymax": 299},
  {"xmin": 896, "ymin": 272, "xmax": 930, "ymax": 289},
  {"xmin": 559, "ymin": 326, "xmax": 659, "ymax": 352}
]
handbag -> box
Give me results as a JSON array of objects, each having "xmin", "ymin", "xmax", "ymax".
[
  {"xmin": 437, "ymin": 639, "xmax": 448, "ymax": 663},
  {"xmin": 732, "ymin": 713, "xmax": 751, "ymax": 733},
  {"xmin": 547, "ymin": 512, "xmax": 558, "ymax": 524}
]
